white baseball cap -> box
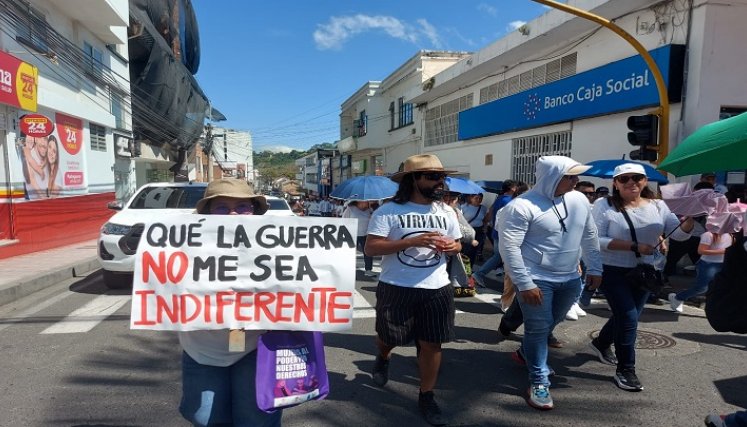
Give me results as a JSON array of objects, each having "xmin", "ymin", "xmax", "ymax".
[{"xmin": 612, "ymin": 163, "xmax": 647, "ymax": 178}]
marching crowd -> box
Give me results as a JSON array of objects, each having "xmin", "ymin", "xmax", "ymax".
[
  {"xmin": 176, "ymin": 153, "xmax": 745, "ymax": 426},
  {"xmin": 351, "ymin": 154, "xmax": 744, "ymax": 426}
]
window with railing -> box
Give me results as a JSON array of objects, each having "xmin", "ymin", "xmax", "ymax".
[
  {"xmin": 111, "ymin": 92, "xmax": 126, "ymax": 130},
  {"xmin": 83, "ymin": 41, "xmax": 104, "ymax": 79},
  {"xmin": 90, "ymin": 123, "xmax": 107, "ymax": 152},
  {"xmin": 479, "ymin": 52, "xmax": 578, "ymax": 104},
  {"xmin": 424, "ymin": 94, "xmax": 473, "ymax": 147},
  {"xmin": 354, "ymin": 110, "xmax": 367, "ymax": 137},
  {"xmin": 15, "ymin": 4, "xmax": 50, "ymax": 55},
  {"xmin": 512, "ymin": 131, "xmax": 572, "ymax": 185},
  {"xmin": 398, "ymin": 97, "xmax": 413, "ymax": 128}
]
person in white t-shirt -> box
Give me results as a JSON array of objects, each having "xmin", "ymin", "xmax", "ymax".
[
  {"xmin": 306, "ymin": 197, "xmax": 321, "ymax": 216},
  {"xmin": 365, "ymin": 154, "xmax": 461, "ymax": 425},
  {"xmin": 668, "ymin": 229, "xmax": 733, "ymax": 313}
]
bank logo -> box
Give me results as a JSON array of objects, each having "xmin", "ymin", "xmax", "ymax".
[{"xmin": 523, "ymin": 93, "xmax": 541, "ymax": 120}]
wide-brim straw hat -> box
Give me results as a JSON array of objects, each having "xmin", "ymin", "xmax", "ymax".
[
  {"xmin": 390, "ymin": 154, "xmax": 457, "ymax": 183},
  {"xmin": 195, "ymin": 179, "xmax": 268, "ymax": 214}
]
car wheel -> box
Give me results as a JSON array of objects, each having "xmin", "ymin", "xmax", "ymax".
[{"xmin": 102, "ymin": 270, "xmax": 133, "ymax": 289}]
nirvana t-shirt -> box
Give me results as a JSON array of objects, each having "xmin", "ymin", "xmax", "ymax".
[{"xmin": 367, "ymin": 201, "xmax": 461, "ymax": 289}]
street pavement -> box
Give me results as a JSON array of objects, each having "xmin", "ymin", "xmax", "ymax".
[{"xmin": 0, "ymin": 242, "xmax": 745, "ymax": 426}]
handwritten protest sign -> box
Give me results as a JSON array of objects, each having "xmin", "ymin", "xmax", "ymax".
[{"xmin": 130, "ymin": 215, "xmax": 357, "ymax": 332}]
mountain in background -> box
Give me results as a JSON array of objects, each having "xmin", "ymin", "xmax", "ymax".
[{"xmin": 254, "ymin": 142, "xmax": 337, "ymax": 185}]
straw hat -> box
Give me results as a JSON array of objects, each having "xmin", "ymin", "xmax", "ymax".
[
  {"xmin": 195, "ymin": 179, "xmax": 268, "ymax": 214},
  {"xmin": 390, "ymin": 154, "xmax": 457, "ymax": 183}
]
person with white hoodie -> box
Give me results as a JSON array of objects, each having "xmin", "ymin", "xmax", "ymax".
[{"xmin": 497, "ymin": 156, "xmax": 603, "ymax": 410}]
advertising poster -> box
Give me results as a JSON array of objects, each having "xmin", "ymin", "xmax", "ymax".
[{"xmin": 15, "ymin": 111, "xmax": 85, "ymax": 199}]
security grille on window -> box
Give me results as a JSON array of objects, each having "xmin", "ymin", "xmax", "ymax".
[
  {"xmin": 512, "ymin": 131, "xmax": 572, "ymax": 185},
  {"xmin": 398, "ymin": 97, "xmax": 413, "ymax": 128},
  {"xmin": 90, "ymin": 123, "xmax": 107, "ymax": 151},
  {"xmin": 479, "ymin": 52, "xmax": 578, "ymax": 105},
  {"xmin": 424, "ymin": 93, "xmax": 473, "ymax": 147}
]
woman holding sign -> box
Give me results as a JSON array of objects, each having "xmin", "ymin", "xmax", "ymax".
[{"xmin": 177, "ymin": 179, "xmax": 280, "ymax": 427}]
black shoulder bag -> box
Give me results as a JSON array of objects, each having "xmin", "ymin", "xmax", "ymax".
[{"xmin": 619, "ymin": 208, "xmax": 662, "ymax": 294}]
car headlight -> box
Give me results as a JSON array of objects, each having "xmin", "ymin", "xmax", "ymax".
[{"xmin": 101, "ymin": 222, "xmax": 132, "ymax": 236}]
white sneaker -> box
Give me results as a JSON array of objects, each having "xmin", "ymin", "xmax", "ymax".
[
  {"xmin": 668, "ymin": 293, "xmax": 684, "ymax": 313},
  {"xmin": 364, "ymin": 270, "xmax": 378, "ymax": 277},
  {"xmin": 565, "ymin": 307, "xmax": 579, "ymax": 321},
  {"xmin": 573, "ymin": 303, "xmax": 587, "ymax": 317}
]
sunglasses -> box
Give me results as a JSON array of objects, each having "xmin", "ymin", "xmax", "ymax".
[
  {"xmin": 420, "ymin": 172, "xmax": 447, "ymax": 181},
  {"xmin": 563, "ymin": 175, "xmax": 580, "ymax": 181},
  {"xmin": 580, "ymin": 191, "xmax": 596, "ymax": 197},
  {"xmin": 616, "ymin": 174, "xmax": 647, "ymax": 184},
  {"xmin": 210, "ymin": 202, "xmax": 255, "ymax": 215}
]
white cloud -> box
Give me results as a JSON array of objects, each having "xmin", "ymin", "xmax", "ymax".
[
  {"xmin": 313, "ymin": 14, "xmax": 441, "ymax": 50},
  {"xmin": 416, "ymin": 19, "xmax": 442, "ymax": 48},
  {"xmin": 477, "ymin": 2, "xmax": 498, "ymax": 17},
  {"xmin": 507, "ymin": 20, "xmax": 527, "ymax": 32},
  {"xmin": 255, "ymin": 145, "xmax": 295, "ymax": 154}
]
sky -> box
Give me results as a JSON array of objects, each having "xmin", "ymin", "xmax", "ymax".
[{"xmin": 192, "ymin": 1, "xmax": 553, "ymax": 153}]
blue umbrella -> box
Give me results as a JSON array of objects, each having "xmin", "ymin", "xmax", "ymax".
[
  {"xmin": 445, "ymin": 177, "xmax": 484, "ymax": 194},
  {"xmin": 581, "ymin": 159, "xmax": 669, "ymax": 184},
  {"xmin": 330, "ymin": 175, "xmax": 398, "ymax": 201}
]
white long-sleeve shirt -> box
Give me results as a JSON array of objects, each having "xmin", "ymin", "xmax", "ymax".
[{"xmin": 592, "ymin": 198, "xmax": 691, "ymax": 268}]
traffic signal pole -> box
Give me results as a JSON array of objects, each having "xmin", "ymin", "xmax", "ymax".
[{"xmin": 529, "ymin": 0, "xmax": 670, "ymax": 165}]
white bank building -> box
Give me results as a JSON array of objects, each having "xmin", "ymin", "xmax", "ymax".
[{"xmin": 344, "ymin": 0, "xmax": 747, "ymax": 190}]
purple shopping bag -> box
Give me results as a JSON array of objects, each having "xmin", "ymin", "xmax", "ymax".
[{"xmin": 256, "ymin": 331, "xmax": 329, "ymax": 413}]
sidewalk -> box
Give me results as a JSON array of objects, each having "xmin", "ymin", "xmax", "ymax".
[{"xmin": 0, "ymin": 239, "xmax": 100, "ymax": 307}]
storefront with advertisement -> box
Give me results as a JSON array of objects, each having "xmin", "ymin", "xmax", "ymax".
[{"xmin": 0, "ymin": 50, "xmax": 115, "ymax": 257}]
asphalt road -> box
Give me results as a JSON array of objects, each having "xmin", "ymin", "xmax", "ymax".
[{"xmin": 0, "ymin": 265, "xmax": 744, "ymax": 427}]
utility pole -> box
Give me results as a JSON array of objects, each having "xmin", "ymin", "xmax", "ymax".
[{"xmin": 529, "ymin": 0, "xmax": 670, "ymax": 165}]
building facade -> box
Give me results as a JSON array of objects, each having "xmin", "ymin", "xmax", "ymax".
[
  {"xmin": 344, "ymin": 0, "xmax": 747, "ymax": 191},
  {"xmin": 0, "ymin": 0, "xmax": 131, "ymax": 256},
  {"xmin": 206, "ymin": 126, "xmax": 253, "ymax": 183},
  {"xmin": 0, "ymin": 0, "xmax": 214, "ymax": 258}
]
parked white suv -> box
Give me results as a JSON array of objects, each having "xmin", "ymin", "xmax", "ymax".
[{"xmin": 98, "ymin": 182, "xmax": 294, "ymax": 288}]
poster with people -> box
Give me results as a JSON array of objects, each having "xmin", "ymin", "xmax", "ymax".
[
  {"xmin": 131, "ymin": 215, "xmax": 358, "ymax": 332},
  {"xmin": 15, "ymin": 111, "xmax": 84, "ymax": 199}
]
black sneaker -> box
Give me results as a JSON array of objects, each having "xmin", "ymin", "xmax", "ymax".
[
  {"xmin": 372, "ymin": 354, "xmax": 390, "ymax": 387},
  {"xmin": 614, "ymin": 369, "xmax": 644, "ymax": 391},
  {"xmin": 498, "ymin": 322, "xmax": 511, "ymax": 339},
  {"xmin": 589, "ymin": 339, "xmax": 618, "ymax": 366},
  {"xmin": 418, "ymin": 390, "xmax": 450, "ymax": 426}
]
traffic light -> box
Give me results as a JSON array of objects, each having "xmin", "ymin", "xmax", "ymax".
[{"xmin": 627, "ymin": 114, "xmax": 659, "ymax": 162}]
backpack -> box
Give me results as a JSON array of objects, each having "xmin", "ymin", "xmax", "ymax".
[{"xmin": 705, "ymin": 234, "xmax": 747, "ymax": 334}]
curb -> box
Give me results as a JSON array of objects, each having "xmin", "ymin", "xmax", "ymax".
[{"xmin": 0, "ymin": 257, "xmax": 100, "ymax": 307}]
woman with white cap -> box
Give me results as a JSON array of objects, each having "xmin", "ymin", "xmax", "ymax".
[{"xmin": 589, "ymin": 163, "xmax": 694, "ymax": 392}]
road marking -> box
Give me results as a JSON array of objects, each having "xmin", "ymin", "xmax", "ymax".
[
  {"xmin": 0, "ymin": 290, "xmax": 75, "ymax": 333},
  {"xmin": 40, "ymin": 294, "xmax": 131, "ymax": 334}
]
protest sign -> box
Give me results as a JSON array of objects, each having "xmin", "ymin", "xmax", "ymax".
[{"xmin": 130, "ymin": 215, "xmax": 357, "ymax": 332}]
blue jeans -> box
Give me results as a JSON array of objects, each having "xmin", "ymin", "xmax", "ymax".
[
  {"xmin": 596, "ymin": 265, "xmax": 650, "ymax": 371},
  {"xmin": 676, "ymin": 260, "xmax": 722, "ymax": 301},
  {"xmin": 475, "ymin": 238, "xmax": 502, "ymax": 277},
  {"xmin": 726, "ymin": 410, "xmax": 747, "ymax": 427},
  {"xmin": 517, "ymin": 278, "xmax": 581, "ymax": 386},
  {"xmin": 180, "ymin": 351, "xmax": 282, "ymax": 427}
]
